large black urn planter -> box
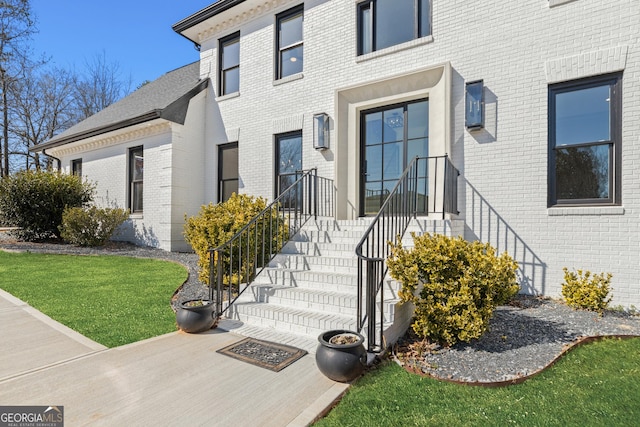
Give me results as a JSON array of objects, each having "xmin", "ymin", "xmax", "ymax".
[
  {"xmin": 176, "ymin": 300, "xmax": 216, "ymax": 333},
  {"xmin": 316, "ymin": 330, "xmax": 367, "ymax": 382}
]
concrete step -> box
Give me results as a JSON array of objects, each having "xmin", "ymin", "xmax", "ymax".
[
  {"xmin": 237, "ymin": 284, "xmax": 357, "ymax": 315},
  {"xmin": 303, "ymin": 219, "xmax": 373, "ymax": 232},
  {"xmin": 256, "ymin": 268, "xmax": 358, "ymax": 292},
  {"xmin": 281, "ymin": 241, "xmax": 358, "ymax": 257},
  {"xmin": 226, "ymin": 302, "xmax": 358, "ymax": 338},
  {"xmin": 292, "ymin": 229, "xmax": 366, "ymax": 244},
  {"xmin": 269, "ymin": 253, "xmax": 360, "ymax": 274}
]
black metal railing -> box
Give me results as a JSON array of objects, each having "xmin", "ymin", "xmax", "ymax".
[
  {"xmin": 355, "ymin": 155, "xmax": 459, "ymax": 352},
  {"xmin": 209, "ymin": 168, "xmax": 335, "ymax": 318}
]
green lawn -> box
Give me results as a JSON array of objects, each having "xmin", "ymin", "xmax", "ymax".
[
  {"xmin": 0, "ymin": 251, "xmax": 188, "ymax": 347},
  {"xmin": 316, "ymin": 337, "xmax": 640, "ymax": 426}
]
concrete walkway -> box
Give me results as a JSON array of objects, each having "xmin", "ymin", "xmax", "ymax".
[{"xmin": 0, "ymin": 289, "xmax": 349, "ymax": 426}]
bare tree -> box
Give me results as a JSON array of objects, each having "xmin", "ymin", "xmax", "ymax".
[
  {"xmin": 0, "ymin": 0, "xmax": 36, "ymax": 176},
  {"xmin": 74, "ymin": 51, "xmax": 131, "ymax": 120},
  {"xmin": 10, "ymin": 66, "xmax": 77, "ymax": 170}
]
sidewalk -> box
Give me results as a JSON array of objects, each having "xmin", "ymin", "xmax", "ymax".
[{"xmin": 0, "ymin": 289, "xmax": 349, "ymax": 426}]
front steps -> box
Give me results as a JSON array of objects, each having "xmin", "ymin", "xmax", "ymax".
[{"xmin": 217, "ymin": 218, "xmax": 463, "ymax": 354}]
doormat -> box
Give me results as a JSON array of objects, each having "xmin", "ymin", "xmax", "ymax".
[{"xmin": 217, "ymin": 338, "xmax": 307, "ymax": 372}]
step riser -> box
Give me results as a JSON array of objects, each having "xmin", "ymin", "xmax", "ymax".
[
  {"xmin": 256, "ymin": 268, "xmax": 402, "ymax": 294},
  {"xmin": 269, "ymin": 255, "xmax": 359, "ymax": 274},
  {"xmin": 281, "ymin": 241, "xmax": 358, "ymax": 257},
  {"xmin": 236, "ymin": 285, "xmax": 399, "ymax": 317},
  {"xmin": 227, "ymin": 306, "xmax": 358, "ymax": 338}
]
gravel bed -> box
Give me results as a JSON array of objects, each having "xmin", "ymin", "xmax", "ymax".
[
  {"xmin": 395, "ymin": 295, "xmax": 640, "ymax": 384},
  {"xmin": 0, "ymin": 232, "xmax": 209, "ymax": 310}
]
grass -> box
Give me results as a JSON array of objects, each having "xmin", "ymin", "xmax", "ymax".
[
  {"xmin": 315, "ymin": 337, "xmax": 640, "ymax": 426},
  {"xmin": 0, "ymin": 251, "xmax": 188, "ymax": 347}
]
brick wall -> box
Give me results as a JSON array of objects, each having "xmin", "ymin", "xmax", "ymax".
[{"xmin": 193, "ymin": 0, "xmax": 639, "ymax": 306}]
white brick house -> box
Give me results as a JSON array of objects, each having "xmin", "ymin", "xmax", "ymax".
[{"xmin": 35, "ymin": 0, "xmax": 640, "ymax": 309}]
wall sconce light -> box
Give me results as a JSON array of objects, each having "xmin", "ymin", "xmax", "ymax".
[
  {"xmin": 465, "ymin": 80, "xmax": 484, "ymax": 130},
  {"xmin": 313, "ymin": 113, "xmax": 330, "ymax": 150}
]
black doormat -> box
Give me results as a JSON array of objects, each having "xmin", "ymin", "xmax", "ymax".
[{"xmin": 217, "ymin": 338, "xmax": 307, "ymax": 372}]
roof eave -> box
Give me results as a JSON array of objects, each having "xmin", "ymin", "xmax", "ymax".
[
  {"xmin": 172, "ymin": 0, "xmax": 247, "ymax": 36},
  {"xmin": 30, "ymin": 111, "xmax": 163, "ymax": 153}
]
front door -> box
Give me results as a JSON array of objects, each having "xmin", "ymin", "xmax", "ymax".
[{"xmin": 360, "ymin": 99, "xmax": 429, "ymax": 215}]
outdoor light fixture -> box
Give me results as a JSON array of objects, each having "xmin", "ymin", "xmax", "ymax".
[
  {"xmin": 465, "ymin": 80, "xmax": 484, "ymax": 130},
  {"xmin": 313, "ymin": 113, "xmax": 330, "ymax": 150}
]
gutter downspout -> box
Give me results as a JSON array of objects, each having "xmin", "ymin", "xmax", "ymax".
[{"xmin": 42, "ymin": 147, "xmax": 61, "ymax": 171}]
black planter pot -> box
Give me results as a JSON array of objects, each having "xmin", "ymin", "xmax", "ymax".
[
  {"xmin": 316, "ymin": 330, "xmax": 366, "ymax": 382},
  {"xmin": 176, "ymin": 300, "xmax": 216, "ymax": 333}
]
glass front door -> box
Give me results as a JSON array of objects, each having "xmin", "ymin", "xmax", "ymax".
[
  {"xmin": 360, "ymin": 99, "xmax": 429, "ymax": 215},
  {"xmin": 275, "ymin": 131, "xmax": 303, "ymax": 208}
]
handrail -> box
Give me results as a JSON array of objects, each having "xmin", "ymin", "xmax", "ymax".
[
  {"xmin": 355, "ymin": 155, "xmax": 459, "ymax": 352},
  {"xmin": 209, "ymin": 168, "xmax": 335, "ymax": 318}
]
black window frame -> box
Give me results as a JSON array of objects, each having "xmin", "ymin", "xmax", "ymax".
[
  {"xmin": 548, "ymin": 73, "xmax": 622, "ymax": 207},
  {"xmin": 71, "ymin": 159, "xmax": 82, "ymax": 177},
  {"xmin": 218, "ymin": 142, "xmax": 239, "ymax": 203},
  {"xmin": 128, "ymin": 146, "xmax": 144, "ymax": 214},
  {"xmin": 218, "ymin": 31, "xmax": 240, "ymax": 96},
  {"xmin": 357, "ymin": 0, "xmax": 431, "ymax": 56},
  {"xmin": 275, "ymin": 4, "xmax": 304, "ymax": 80}
]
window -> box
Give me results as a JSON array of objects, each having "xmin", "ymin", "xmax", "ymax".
[
  {"xmin": 276, "ymin": 5, "xmax": 303, "ymax": 79},
  {"xmin": 275, "ymin": 131, "xmax": 302, "ymax": 207},
  {"xmin": 548, "ymin": 74, "xmax": 621, "ymax": 206},
  {"xmin": 71, "ymin": 159, "xmax": 82, "ymax": 177},
  {"xmin": 218, "ymin": 142, "xmax": 238, "ymax": 203},
  {"xmin": 358, "ymin": 0, "xmax": 431, "ymax": 55},
  {"xmin": 219, "ymin": 32, "xmax": 240, "ymax": 95},
  {"xmin": 129, "ymin": 146, "xmax": 143, "ymax": 213}
]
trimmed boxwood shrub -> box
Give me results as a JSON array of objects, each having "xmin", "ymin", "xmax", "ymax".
[
  {"xmin": 60, "ymin": 206, "xmax": 130, "ymax": 247},
  {"xmin": 561, "ymin": 268, "xmax": 612, "ymax": 313},
  {"xmin": 184, "ymin": 193, "xmax": 288, "ymax": 285},
  {"xmin": 387, "ymin": 233, "xmax": 520, "ymax": 347},
  {"xmin": 0, "ymin": 170, "xmax": 94, "ymax": 241}
]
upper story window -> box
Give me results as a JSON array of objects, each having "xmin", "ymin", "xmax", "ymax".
[
  {"xmin": 358, "ymin": 0, "xmax": 431, "ymax": 55},
  {"xmin": 219, "ymin": 32, "xmax": 240, "ymax": 95},
  {"xmin": 71, "ymin": 159, "xmax": 82, "ymax": 177},
  {"xmin": 548, "ymin": 73, "xmax": 621, "ymax": 207},
  {"xmin": 276, "ymin": 5, "xmax": 303, "ymax": 80},
  {"xmin": 129, "ymin": 146, "xmax": 143, "ymax": 213}
]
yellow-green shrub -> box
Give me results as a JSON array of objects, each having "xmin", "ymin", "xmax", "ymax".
[
  {"xmin": 184, "ymin": 193, "xmax": 288, "ymax": 284},
  {"xmin": 60, "ymin": 206, "xmax": 129, "ymax": 246},
  {"xmin": 387, "ymin": 233, "xmax": 520, "ymax": 346},
  {"xmin": 561, "ymin": 268, "xmax": 612, "ymax": 313}
]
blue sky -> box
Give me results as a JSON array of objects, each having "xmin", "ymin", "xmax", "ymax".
[{"xmin": 31, "ymin": 1, "xmax": 216, "ymax": 88}]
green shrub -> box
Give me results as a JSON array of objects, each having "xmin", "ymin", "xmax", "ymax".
[
  {"xmin": 184, "ymin": 193, "xmax": 288, "ymax": 285},
  {"xmin": 0, "ymin": 170, "xmax": 94, "ymax": 241},
  {"xmin": 59, "ymin": 206, "xmax": 130, "ymax": 246},
  {"xmin": 561, "ymin": 268, "xmax": 612, "ymax": 313},
  {"xmin": 387, "ymin": 233, "xmax": 520, "ymax": 347}
]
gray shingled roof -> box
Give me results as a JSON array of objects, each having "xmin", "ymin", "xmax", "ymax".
[{"xmin": 34, "ymin": 61, "xmax": 207, "ymax": 151}]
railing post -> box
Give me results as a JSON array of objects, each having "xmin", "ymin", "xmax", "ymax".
[
  {"xmin": 313, "ymin": 169, "xmax": 318, "ymax": 220},
  {"xmin": 366, "ymin": 260, "xmax": 378, "ymax": 351}
]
